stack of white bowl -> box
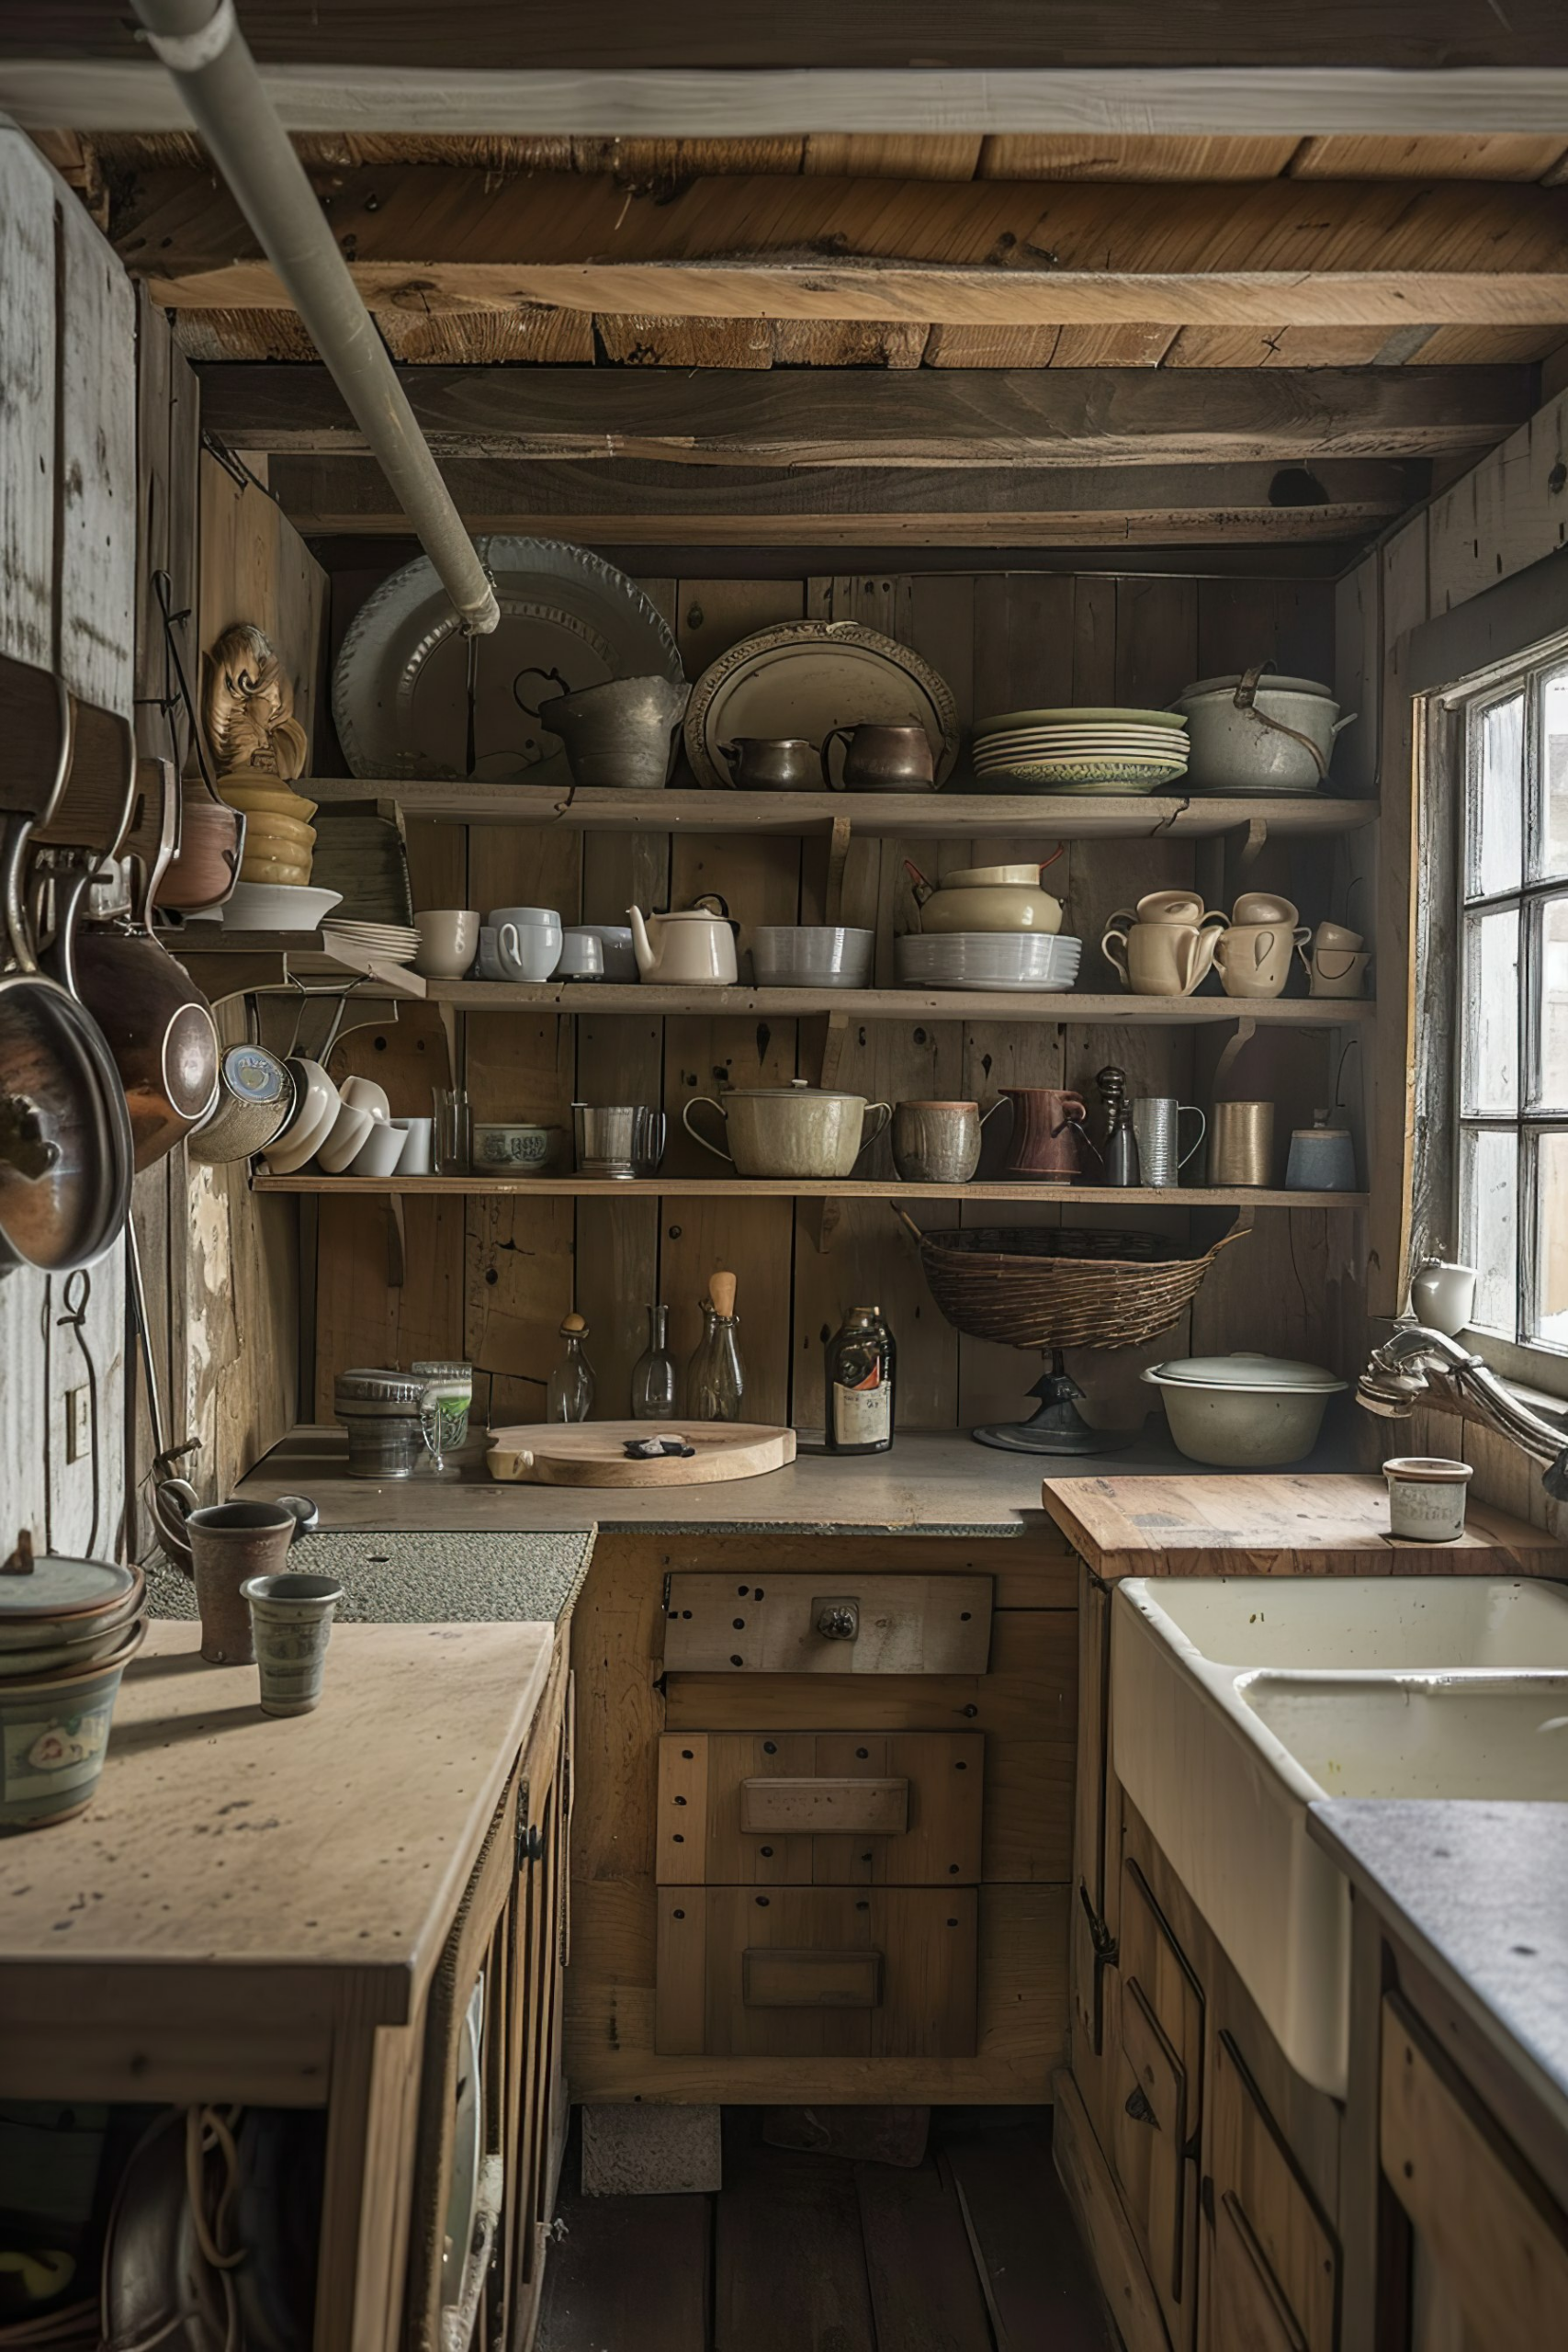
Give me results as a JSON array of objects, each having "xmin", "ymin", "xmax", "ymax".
[
  {"xmin": 894, "ymin": 933, "xmax": 1084, "ymax": 991},
  {"xmin": 265, "ymin": 1069, "xmax": 434, "ymax": 1177}
]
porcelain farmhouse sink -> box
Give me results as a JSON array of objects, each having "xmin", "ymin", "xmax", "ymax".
[{"xmin": 1111, "ymin": 1577, "xmax": 1568, "ymax": 2097}]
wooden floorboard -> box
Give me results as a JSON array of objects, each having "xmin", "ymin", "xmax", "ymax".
[
  {"xmin": 715, "ymin": 2124, "xmax": 877, "ymax": 2352},
  {"xmin": 856, "ymin": 2154, "xmax": 996, "ymax": 2352},
  {"xmin": 537, "ymin": 2107, "xmax": 1111, "ymax": 2351},
  {"xmin": 536, "ymin": 2173, "xmax": 712, "ymax": 2352},
  {"xmin": 942, "ymin": 2119, "xmax": 1115, "ymax": 2352}
]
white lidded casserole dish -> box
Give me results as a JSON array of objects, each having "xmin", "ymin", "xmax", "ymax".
[{"xmin": 1143, "ymin": 1351, "xmax": 1347, "ymax": 1466}]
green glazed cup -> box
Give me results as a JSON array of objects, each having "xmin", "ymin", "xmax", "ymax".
[{"xmin": 242, "ymin": 1573, "xmax": 344, "ymax": 1717}]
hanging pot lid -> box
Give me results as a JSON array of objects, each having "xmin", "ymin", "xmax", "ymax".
[
  {"xmin": 1179, "ymin": 673, "xmax": 1337, "ymax": 703},
  {"xmin": 1150, "ymin": 1351, "xmax": 1347, "ymax": 1393},
  {"xmin": 0, "ymin": 1550, "xmax": 138, "ymax": 1623}
]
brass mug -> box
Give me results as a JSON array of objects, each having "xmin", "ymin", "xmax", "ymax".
[{"xmin": 1208, "ymin": 1100, "xmax": 1275, "ymax": 1188}]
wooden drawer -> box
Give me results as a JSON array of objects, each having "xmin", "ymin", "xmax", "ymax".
[
  {"xmin": 656, "ymin": 1731, "xmax": 984, "ymax": 1886},
  {"xmin": 655, "ymin": 1886, "xmax": 978, "ymax": 2058},
  {"xmin": 1206, "ymin": 2032, "xmax": 1337, "ymax": 2352},
  {"xmin": 663, "ymin": 1573, "xmax": 992, "ymax": 1675}
]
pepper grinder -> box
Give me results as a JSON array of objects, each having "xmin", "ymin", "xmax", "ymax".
[{"xmin": 1097, "ymin": 1066, "xmax": 1141, "ymax": 1187}]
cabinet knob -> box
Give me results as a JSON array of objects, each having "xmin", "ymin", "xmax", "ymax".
[{"xmin": 815, "ymin": 1603, "xmax": 860, "ymax": 1642}]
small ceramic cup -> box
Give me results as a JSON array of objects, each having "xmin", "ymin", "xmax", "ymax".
[
  {"xmin": 351, "ymin": 1117, "xmax": 409, "ymax": 1179},
  {"xmin": 1383, "ymin": 1456, "xmax": 1474, "ymax": 1544},
  {"xmin": 1232, "ymin": 890, "xmax": 1300, "ymax": 928},
  {"xmin": 242, "ymin": 1572, "xmax": 344, "ymax": 1715},
  {"xmin": 339, "ymin": 1074, "xmax": 390, "ymax": 1122},
  {"xmin": 1309, "ymin": 948, "xmax": 1371, "ymax": 1000},
  {"xmin": 1313, "ymin": 920, "xmax": 1365, "ymax": 955},
  {"xmin": 397, "ymin": 1116, "xmax": 434, "ymax": 1174},
  {"xmin": 414, "ymin": 909, "xmax": 480, "ymax": 979},
  {"xmin": 496, "ymin": 921, "xmax": 563, "ymax": 983},
  {"xmin": 187, "ymin": 1500, "xmax": 301, "ymax": 1665},
  {"xmin": 1213, "ymin": 922, "xmax": 1310, "ymax": 1000}
]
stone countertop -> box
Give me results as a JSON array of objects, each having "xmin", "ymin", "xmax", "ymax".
[
  {"xmin": 145, "ymin": 1527, "xmax": 592, "ymax": 1627},
  {"xmin": 1309, "ymin": 1800, "xmax": 1568, "ymax": 2141},
  {"xmin": 234, "ymin": 1423, "xmax": 1367, "ymax": 1541}
]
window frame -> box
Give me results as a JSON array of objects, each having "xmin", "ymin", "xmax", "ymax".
[{"xmin": 1427, "ymin": 622, "xmax": 1568, "ymax": 1396}]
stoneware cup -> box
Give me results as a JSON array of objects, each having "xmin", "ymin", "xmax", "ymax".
[
  {"xmin": 1102, "ymin": 920, "xmax": 1217, "ymax": 997},
  {"xmin": 397, "ymin": 1115, "xmax": 434, "ymax": 1174},
  {"xmin": 1232, "ymin": 889, "xmax": 1300, "ymax": 928},
  {"xmin": 891, "ymin": 1099, "xmax": 1001, "ymax": 1184},
  {"xmin": 1314, "ymin": 920, "xmax": 1365, "ymax": 955},
  {"xmin": 1132, "ymin": 888, "xmax": 1210, "ymax": 927},
  {"xmin": 413, "ymin": 909, "xmax": 479, "ymax": 979},
  {"xmin": 1213, "ymin": 922, "xmax": 1309, "ymax": 1000},
  {"xmin": 496, "ymin": 921, "xmax": 562, "ymax": 983},
  {"xmin": 242, "ymin": 1571, "xmax": 344, "ymax": 1715},
  {"xmin": 1382, "ymin": 1456, "xmax": 1474, "ymax": 1543},
  {"xmin": 1309, "ymin": 948, "xmax": 1371, "ymax": 999},
  {"xmin": 186, "ymin": 1500, "xmax": 300, "ymax": 1665}
]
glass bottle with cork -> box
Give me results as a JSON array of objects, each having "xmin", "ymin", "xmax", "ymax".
[
  {"xmin": 546, "ymin": 1312, "xmax": 596, "ymax": 1423},
  {"xmin": 825, "ymin": 1305, "xmax": 897, "ymax": 1454},
  {"xmin": 693, "ymin": 1272, "xmax": 745, "ymax": 1421},
  {"xmin": 630, "ymin": 1305, "xmax": 677, "ymax": 1420}
]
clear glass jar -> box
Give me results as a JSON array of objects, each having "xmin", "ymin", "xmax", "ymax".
[
  {"xmin": 547, "ymin": 1313, "xmax": 596, "ymax": 1423},
  {"xmin": 630, "ymin": 1305, "xmax": 677, "ymax": 1420}
]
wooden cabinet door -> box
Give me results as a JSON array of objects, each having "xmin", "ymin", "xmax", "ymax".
[
  {"xmin": 501, "ymin": 1656, "xmax": 570, "ymax": 2352},
  {"xmin": 663, "ymin": 1573, "xmax": 993, "ymax": 1674},
  {"xmin": 1205, "ymin": 2033, "xmax": 1337, "ymax": 2352},
  {"xmin": 1382, "ymin": 1993, "xmax": 1568, "ymax": 2352},
  {"xmin": 1112, "ymin": 1860, "xmax": 1203, "ymax": 2352}
]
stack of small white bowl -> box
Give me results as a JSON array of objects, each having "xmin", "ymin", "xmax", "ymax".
[
  {"xmin": 971, "ymin": 707, "xmax": 1190, "ymax": 794},
  {"xmin": 894, "ymin": 933, "xmax": 1083, "ymax": 991},
  {"xmin": 265, "ymin": 1069, "xmax": 434, "ymax": 1177}
]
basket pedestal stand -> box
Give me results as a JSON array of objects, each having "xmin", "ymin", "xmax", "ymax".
[{"xmin": 972, "ymin": 1348, "xmax": 1143, "ymax": 1455}]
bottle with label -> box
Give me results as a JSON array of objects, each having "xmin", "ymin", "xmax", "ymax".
[{"xmin": 825, "ymin": 1306, "xmax": 897, "ymax": 1455}]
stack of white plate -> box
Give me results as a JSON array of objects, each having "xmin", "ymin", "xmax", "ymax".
[
  {"xmin": 971, "ymin": 707, "xmax": 1189, "ymax": 793},
  {"xmin": 895, "ymin": 932, "xmax": 1084, "ymax": 992},
  {"xmin": 322, "ymin": 917, "xmax": 422, "ymax": 966}
]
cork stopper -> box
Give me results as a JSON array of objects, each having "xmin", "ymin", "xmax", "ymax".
[
  {"xmin": 561, "ymin": 1312, "xmax": 587, "ymax": 1336},
  {"xmin": 708, "ymin": 1271, "xmax": 738, "ymax": 1319}
]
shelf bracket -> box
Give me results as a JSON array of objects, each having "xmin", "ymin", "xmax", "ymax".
[
  {"xmin": 1224, "ymin": 816, "xmax": 1270, "ymax": 891},
  {"xmin": 805, "ymin": 1194, "xmax": 844, "ymax": 1253},
  {"xmin": 386, "ymin": 1191, "xmax": 407, "ymax": 1289},
  {"xmin": 1212, "ymin": 1015, "xmax": 1258, "ymax": 1099}
]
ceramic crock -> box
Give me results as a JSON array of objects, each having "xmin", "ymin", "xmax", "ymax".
[
  {"xmin": 683, "ymin": 1081, "xmax": 892, "ymax": 1179},
  {"xmin": 906, "ymin": 860, "xmax": 1065, "ymax": 935}
]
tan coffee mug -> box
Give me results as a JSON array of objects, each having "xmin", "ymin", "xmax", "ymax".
[
  {"xmin": 1232, "ymin": 889, "xmax": 1300, "ymax": 928},
  {"xmin": 1309, "ymin": 948, "xmax": 1371, "ymax": 999},
  {"xmin": 1213, "ymin": 922, "xmax": 1310, "ymax": 1000},
  {"xmin": 1209, "ymin": 1100, "xmax": 1275, "ymax": 1187},
  {"xmin": 1313, "ymin": 921, "xmax": 1366, "ymax": 955},
  {"xmin": 1102, "ymin": 920, "xmax": 1218, "ymax": 997},
  {"xmin": 414, "ymin": 909, "xmax": 480, "ymax": 978},
  {"xmin": 1134, "ymin": 888, "xmax": 1210, "ymax": 927}
]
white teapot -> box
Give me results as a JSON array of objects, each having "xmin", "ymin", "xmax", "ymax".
[{"xmin": 626, "ymin": 895, "xmax": 739, "ymax": 987}]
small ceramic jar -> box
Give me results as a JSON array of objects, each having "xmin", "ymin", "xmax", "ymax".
[{"xmin": 1383, "ymin": 1456, "xmax": 1474, "ymax": 1543}]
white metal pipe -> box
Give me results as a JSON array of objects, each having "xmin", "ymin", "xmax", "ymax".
[{"xmin": 131, "ymin": 0, "xmax": 499, "ymax": 636}]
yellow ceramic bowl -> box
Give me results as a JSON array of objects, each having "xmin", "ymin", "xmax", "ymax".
[
  {"xmin": 240, "ymin": 851, "xmax": 313, "ymax": 887},
  {"xmin": 242, "ymin": 812, "xmax": 318, "ymax": 854},
  {"xmin": 220, "ymin": 782, "xmax": 321, "ymax": 822}
]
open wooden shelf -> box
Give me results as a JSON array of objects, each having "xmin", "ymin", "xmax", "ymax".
[
  {"xmin": 254, "ymin": 1174, "xmax": 1365, "ymax": 1207},
  {"xmin": 167, "ymin": 929, "xmax": 427, "ymax": 1000},
  {"xmin": 302, "ymin": 780, "xmax": 1378, "ymax": 840},
  {"xmin": 434, "ymin": 980, "xmax": 1372, "ymax": 1023}
]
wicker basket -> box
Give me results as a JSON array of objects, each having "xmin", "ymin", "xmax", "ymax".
[{"xmin": 896, "ymin": 1217, "xmax": 1249, "ymax": 1352}]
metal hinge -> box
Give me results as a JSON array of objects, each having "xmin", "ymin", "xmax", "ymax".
[{"xmin": 514, "ymin": 1777, "xmax": 536, "ymax": 1871}]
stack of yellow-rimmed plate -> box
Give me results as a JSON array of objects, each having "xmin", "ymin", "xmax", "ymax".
[
  {"xmin": 219, "ymin": 780, "xmax": 320, "ymax": 886},
  {"xmin": 971, "ymin": 707, "xmax": 1189, "ymax": 794}
]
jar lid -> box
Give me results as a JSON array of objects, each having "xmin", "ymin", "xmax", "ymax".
[
  {"xmin": 336, "ymin": 1367, "xmax": 426, "ymax": 1403},
  {"xmin": 1180, "ymin": 673, "xmax": 1337, "ymax": 702},
  {"xmin": 1153, "ymin": 1351, "xmax": 1347, "ymax": 1393},
  {"xmin": 0, "ymin": 1552, "xmax": 138, "ymax": 1623}
]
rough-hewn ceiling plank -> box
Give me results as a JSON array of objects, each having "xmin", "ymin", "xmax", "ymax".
[
  {"xmin": 115, "ymin": 172, "xmax": 1568, "ymax": 328},
  {"xmin": 196, "ymin": 363, "xmax": 1534, "ymax": 466},
  {"xmin": 266, "ymin": 453, "xmax": 1423, "ymax": 544}
]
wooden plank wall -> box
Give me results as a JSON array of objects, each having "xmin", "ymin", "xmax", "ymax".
[
  {"xmin": 310, "ymin": 564, "xmax": 1371, "ymax": 1433},
  {"xmin": 1337, "ymin": 382, "xmax": 1568, "ymax": 1533}
]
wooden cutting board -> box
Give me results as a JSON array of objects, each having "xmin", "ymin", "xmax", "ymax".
[{"xmin": 485, "ymin": 1421, "xmax": 797, "ymax": 1487}]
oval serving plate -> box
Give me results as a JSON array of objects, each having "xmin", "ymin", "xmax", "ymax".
[
  {"xmin": 684, "ymin": 621, "xmax": 960, "ymax": 793},
  {"xmin": 333, "ymin": 537, "xmax": 683, "ymax": 784}
]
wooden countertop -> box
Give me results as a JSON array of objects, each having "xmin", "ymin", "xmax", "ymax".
[
  {"xmin": 0, "ymin": 1622, "xmax": 553, "ymax": 2050},
  {"xmin": 239, "ymin": 1425, "xmax": 1363, "ymax": 1540},
  {"xmin": 1040, "ymin": 1472, "xmax": 1566, "ymax": 1579}
]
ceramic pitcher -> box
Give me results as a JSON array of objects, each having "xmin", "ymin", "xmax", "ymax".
[
  {"xmin": 821, "ymin": 722, "xmax": 936, "ymax": 792},
  {"xmin": 1101, "ymin": 919, "xmax": 1220, "ymax": 997},
  {"xmin": 997, "ymin": 1088, "xmax": 1089, "ymax": 1182}
]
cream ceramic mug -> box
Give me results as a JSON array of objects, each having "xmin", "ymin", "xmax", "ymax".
[
  {"xmin": 1101, "ymin": 919, "xmax": 1218, "ymax": 997},
  {"xmin": 1232, "ymin": 889, "xmax": 1300, "ymax": 928},
  {"xmin": 1309, "ymin": 948, "xmax": 1371, "ymax": 999},
  {"xmin": 1314, "ymin": 921, "xmax": 1365, "ymax": 953},
  {"xmin": 1213, "ymin": 922, "xmax": 1310, "ymax": 1000},
  {"xmin": 1131, "ymin": 888, "xmax": 1211, "ymax": 927},
  {"xmin": 414, "ymin": 909, "xmax": 479, "ymax": 978}
]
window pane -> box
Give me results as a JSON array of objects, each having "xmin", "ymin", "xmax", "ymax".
[
  {"xmin": 1461, "ymin": 907, "xmax": 1520, "ymax": 1114},
  {"xmin": 1461, "ymin": 1126, "xmax": 1519, "ymax": 1336},
  {"xmin": 1539, "ymin": 898, "xmax": 1568, "ymax": 1111},
  {"xmin": 1530, "ymin": 1132, "xmax": 1568, "ymax": 1349},
  {"xmin": 1468, "ymin": 691, "xmax": 1524, "ymax": 899},
  {"xmin": 1540, "ymin": 663, "xmax": 1568, "ymax": 879}
]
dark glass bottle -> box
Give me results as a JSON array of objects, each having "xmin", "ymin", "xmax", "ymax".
[{"xmin": 825, "ymin": 1305, "xmax": 897, "ymax": 1455}]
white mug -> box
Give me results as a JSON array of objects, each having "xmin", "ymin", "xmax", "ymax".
[
  {"xmin": 497, "ymin": 922, "xmax": 562, "ymax": 983},
  {"xmin": 397, "ymin": 1116, "xmax": 434, "ymax": 1175},
  {"xmin": 413, "ymin": 909, "xmax": 479, "ymax": 978}
]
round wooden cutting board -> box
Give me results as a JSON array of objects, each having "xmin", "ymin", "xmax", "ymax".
[{"xmin": 485, "ymin": 1421, "xmax": 797, "ymax": 1487}]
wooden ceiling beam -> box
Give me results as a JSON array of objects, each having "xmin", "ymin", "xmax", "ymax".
[
  {"xmin": 116, "ymin": 171, "xmax": 1568, "ymax": 328},
  {"xmin": 196, "ymin": 362, "xmax": 1535, "ymax": 466},
  {"xmin": 266, "ymin": 454, "xmax": 1423, "ymax": 545}
]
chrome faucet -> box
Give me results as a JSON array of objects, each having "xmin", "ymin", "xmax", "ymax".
[{"xmin": 1358, "ymin": 1323, "xmax": 1568, "ymax": 1499}]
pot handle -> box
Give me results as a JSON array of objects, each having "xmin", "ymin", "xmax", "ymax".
[
  {"xmin": 855, "ymin": 1102, "xmax": 893, "ymax": 1160},
  {"xmin": 682, "ymin": 1096, "xmax": 734, "ymax": 1164},
  {"xmin": 1229, "ymin": 665, "xmax": 1330, "ymax": 782},
  {"xmin": 820, "ymin": 726, "xmax": 853, "ymax": 790},
  {"xmin": 690, "ymin": 892, "xmax": 736, "ymax": 933},
  {"xmin": 512, "ymin": 666, "xmax": 572, "ymax": 720},
  {"xmin": 1330, "ymin": 711, "xmax": 1359, "ymax": 737},
  {"xmin": 152, "ymin": 1477, "xmax": 200, "ymax": 1575}
]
